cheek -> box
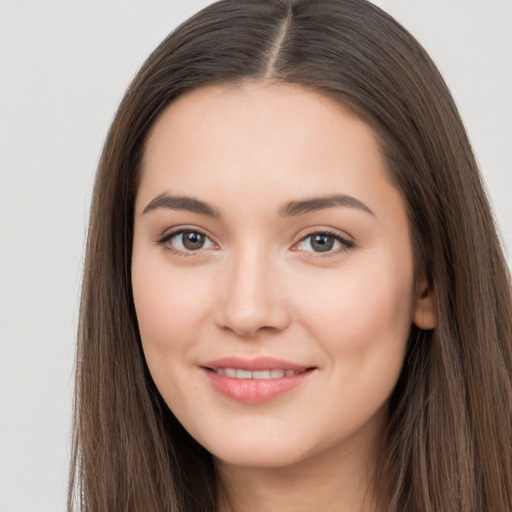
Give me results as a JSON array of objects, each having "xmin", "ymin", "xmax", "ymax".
[
  {"xmin": 298, "ymin": 255, "xmax": 414, "ymax": 436},
  {"xmin": 131, "ymin": 251, "xmax": 211, "ymax": 413},
  {"xmin": 131, "ymin": 252, "xmax": 215, "ymax": 405},
  {"xmin": 293, "ymin": 251, "xmax": 415, "ymax": 366},
  {"xmin": 132, "ymin": 252, "xmax": 210, "ymax": 348}
]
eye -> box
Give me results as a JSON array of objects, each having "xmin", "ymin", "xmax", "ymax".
[
  {"xmin": 159, "ymin": 229, "xmax": 216, "ymax": 253},
  {"xmin": 295, "ymin": 231, "xmax": 353, "ymax": 254}
]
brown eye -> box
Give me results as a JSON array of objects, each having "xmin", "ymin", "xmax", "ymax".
[
  {"xmin": 161, "ymin": 229, "xmax": 216, "ymax": 253},
  {"xmin": 296, "ymin": 231, "xmax": 353, "ymax": 254},
  {"xmin": 181, "ymin": 231, "xmax": 206, "ymax": 250},
  {"xmin": 310, "ymin": 234, "xmax": 335, "ymax": 252}
]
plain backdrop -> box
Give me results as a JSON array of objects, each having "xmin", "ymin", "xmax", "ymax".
[{"xmin": 0, "ymin": 1, "xmax": 510, "ymax": 510}]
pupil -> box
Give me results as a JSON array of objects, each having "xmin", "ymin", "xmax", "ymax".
[
  {"xmin": 312, "ymin": 234, "xmax": 334, "ymax": 252},
  {"xmin": 183, "ymin": 231, "xmax": 204, "ymax": 250}
]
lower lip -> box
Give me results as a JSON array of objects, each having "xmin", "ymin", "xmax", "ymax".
[{"xmin": 202, "ymin": 369, "xmax": 314, "ymax": 404}]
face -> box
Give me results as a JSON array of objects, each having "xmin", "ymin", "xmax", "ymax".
[{"xmin": 132, "ymin": 82, "xmax": 434, "ymax": 470}]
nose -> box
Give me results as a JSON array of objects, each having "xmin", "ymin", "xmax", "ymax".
[{"xmin": 213, "ymin": 248, "xmax": 291, "ymax": 338}]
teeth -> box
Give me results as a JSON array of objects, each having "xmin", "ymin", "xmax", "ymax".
[
  {"xmin": 214, "ymin": 368, "xmax": 301, "ymax": 379},
  {"xmin": 236, "ymin": 369, "xmax": 252, "ymax": 379},
  {"xmin": 252, "ymin": 370, "xmax": 270, "ymax": 379}
]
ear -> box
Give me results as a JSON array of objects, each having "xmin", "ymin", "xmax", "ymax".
[{"xmin": 413, "ymin": 275, "xmax": 437, "ymax": 330}]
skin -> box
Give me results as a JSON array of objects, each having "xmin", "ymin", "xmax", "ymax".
[{"xmin": 132, "ymin": 82, "xmax": 436, "ymax": 512}]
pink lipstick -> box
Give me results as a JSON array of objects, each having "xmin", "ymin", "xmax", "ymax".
[{"xmin": 201, "ymin": 357, "xmax": 316, "ymax": 404}]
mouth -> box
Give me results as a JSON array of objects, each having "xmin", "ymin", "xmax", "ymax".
[
  {"xmin": 205, "ymin": 368, "xmax": 309, "ymax": 379},
  {"xmin": 201, "ymin": 357, "xmax": 317, "ymax": 403}
]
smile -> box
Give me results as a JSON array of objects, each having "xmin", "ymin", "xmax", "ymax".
[
  {"xmin": 201, "ymin": 357, "xmax": 316, "ymax": 403},
  {"xmin": 211, "ymin": 368, "xmax": 305, "ymax": 379}
]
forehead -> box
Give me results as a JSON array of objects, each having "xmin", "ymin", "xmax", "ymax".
[{"xmin": 137, "ymin": 82, "xmax": 399, "ymax": 220}]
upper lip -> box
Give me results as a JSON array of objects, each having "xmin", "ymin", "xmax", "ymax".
[{"xmin": 201, "ymin": 357, "xmax": 313, "ymax": 372}]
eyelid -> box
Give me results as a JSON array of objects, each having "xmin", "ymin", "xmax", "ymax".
[
  {"xmin": 155, "ymin": 225, "xmax": 355, "ymax": 258},
  {"xmin": 291, "ymin": 228, "xmax": 355, "ymax": 256},
  {"xmin": 156, "ymin": 226, "xmax": 218, "ymax": 255}
]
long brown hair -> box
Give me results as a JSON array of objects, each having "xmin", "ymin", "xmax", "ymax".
[{"xmin": 69, "ymin": 1, "xmax": 512, "ymax": 510}]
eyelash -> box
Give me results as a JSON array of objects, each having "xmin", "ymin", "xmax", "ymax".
[
  {"xmin": 294, "ymin": 229, "xmax": 355, "ymax": 258},
  {"xmin": 157, "ymin": 228, "xmax": 217, "ymax": 256},
  {"xmin": 156, "ymin": 228, "xmax": 354, "ymax": 257}
]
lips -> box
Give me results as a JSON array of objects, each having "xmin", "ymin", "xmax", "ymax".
[
  {"xmin": 201, "ymin": 357, "xmax": 316, "ymax": 403},
  {"xmin": 212, "ymin": 368, "xmax": 303, "ymax": 379}
]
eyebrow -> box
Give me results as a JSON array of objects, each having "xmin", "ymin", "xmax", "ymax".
[
  {"xmin": 142, "ymin": 193, "xmax": 221, "ymax": 217},
  {"xmin": 142, "ymin": 193, "xmax": 374, "ymax": 218},
  {"xmin": 279, "ymin": 194, "xmax": 374, "ymax": 217}
]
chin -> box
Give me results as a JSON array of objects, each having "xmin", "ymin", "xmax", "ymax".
[
  {"xmin": 198, "ymin": 424, "xmax": 355, "ymax": 472},
  {"xmin": 211, "ymin": 443, "xmax": 311, "ymax": 469}
]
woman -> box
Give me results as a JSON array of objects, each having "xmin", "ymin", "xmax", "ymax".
[{"xmin": 69, "ymin": 0, "xmax": 512, "ymax": 511}]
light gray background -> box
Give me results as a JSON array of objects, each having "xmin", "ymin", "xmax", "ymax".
[{"xmin": 0, "ymin": 1, "xmax": 510, "ymax": 511}]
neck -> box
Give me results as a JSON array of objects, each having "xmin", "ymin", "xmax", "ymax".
[{"xmin": 215, "ymin": 431, "xmax": 384, "ymax": 512}]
